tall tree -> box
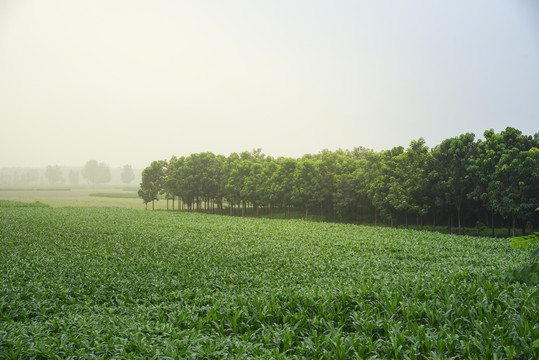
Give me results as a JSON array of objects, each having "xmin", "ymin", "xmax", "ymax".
[
  {"xmin": 488, "ymin": 128, "xmax": 539, "ymax": 236},
  {"xmin": 271, "ymin": 157, "xmax": 296, "ymax": 218},
  {"xmin": 433, "ymin": 133, "xmax": 477, "ymax": 235},
  {"xmin": 137, "ymin": 160, "xmax": 166, "ymax": 210},
  {"xmin": 292, "ymin": 157, "xmax": 319, "ymax": 219},
  {"xmin": 368, "ymin": 147, "xmax": 404, "ymax": 227}
]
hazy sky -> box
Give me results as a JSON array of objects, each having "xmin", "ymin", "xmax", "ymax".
[{"xmin": 1, "ymin": 0, "xmax": 538, "ymax": 168}]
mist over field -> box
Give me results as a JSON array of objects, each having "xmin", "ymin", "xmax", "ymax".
[
  {"xmin": 1, "ymin": 3, "xmax": 539, "ymax": 357},
  {"xmin": 0, "ymin": 1, "xmax": 538, "ymax": 169}
]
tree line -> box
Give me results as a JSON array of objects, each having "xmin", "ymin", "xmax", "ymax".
[
  {"xmin": 0, "ymin": 162, "xmax": 136, "ymax": 186},
  {"xmin": 138, "ymin": 127, "xmax": 539, "ymax": 236}
]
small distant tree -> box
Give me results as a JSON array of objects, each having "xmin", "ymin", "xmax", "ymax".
[
  {"xmin": 45, "ymin": 165, "xmax": 64, "ymax": 185},
  {"xmin": 81, "ymin": 160, "xmax": 111, "ymax": 184},
  {"xmin": 68, "ymin": 170, "xmax": 79, "ymax": 185},
  {"xmin": 81, "ymin": 160, "xmax": 99, "ymax": 184},
  {"xmin": 97, "ymin": 162, "xmax": 111, "ymax": 184},
  {"xmin": 121, "ymin": 164, "xmax": 135, "ymax": 184}
]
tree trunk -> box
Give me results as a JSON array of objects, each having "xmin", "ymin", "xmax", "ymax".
[
  {"xmin": 270, "ymin": 204, "xmax": 273, "ymax": 219},
  {"xmin": 448, "ymin": 213, "xmax": 452, "ymax": 234},
  {"xmin": 432, "ymin": 212, "xmax": 436, "ymax": 231},
  {"xmin": 242, "ymin": 201, "xmax": 246, "ymax": 217},
  {"xmin": 305, "ymin": 205, "xmax": 308, "ymax": 220},
  {"xmin": 374, "ymin": 208, "xmax": 378, "ymax": 226},
  {"xmin": 405, "ymin": 214, "xmax": 408, "ymax": 229},
  {"xmin": 416, "ymin": 214, "xmax": 419, "ymax": 231},
  {"xmin": 172, "ymin": 197, "xmax": 175, "ymax": 211},
  {"xmin": 152, "ymin": 200, "xmax": 154, "ymax": 210},
  {"xmin": 512, "ymin": 214, "xmax": 516, "ymax": 238},
  {"xmin": 457, "ymin": 207, "xmax": 462, "ymax": 235},
  {"xmin": 167, "ymin": 199, "xmax": 169, "ymax": 211},
  {"xmin": 476, "ymin": 212, "xmax": 480, "ymax": 237},
  {"xmin": 491, "ymin": 210, "xmax": 495, "ymax": 237},
  {"xmin": 420, "ymin": 214, "xmax": 423, "ymax": 230}
]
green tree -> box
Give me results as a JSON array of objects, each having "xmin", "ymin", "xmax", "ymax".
[
  {"xmin": 433, "ymin": 133, "xmax": 477, "ymax": 235},
  {"xmin": 226, "ymin": 152, "xmax": 252, "ymax": 216},
  {"xmin": 261, "ymin": 158, "xmax": 279, "ymax": 218},
  {"xmin": 138, "ymin": 160, "xmax": 166, "ymax": 210},
  {"xmin": 368, "ymin": 147, "xmax": 404, "ymax": 227},
  {"xmin": 271, "ymin": 157, "xmax": 296, "ymax": 218},
  {"xmin": 490, "ymin": 146, "xmax": 539, "ymax": 236},
  {"xmin": 165, "ymin": 156, "xmax": 185, "ymax": 210},
  {"xmin": 399, "ymin": 139, "xmax": 434, "ymax": 229},
  {"xmin": 292, "ymin": 157, "xmax": 319, "ymax": 219}
]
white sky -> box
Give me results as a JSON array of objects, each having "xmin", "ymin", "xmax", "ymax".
[{"xmin": 1, "ymin": 0, "xmax": 538, "ymax": 168}]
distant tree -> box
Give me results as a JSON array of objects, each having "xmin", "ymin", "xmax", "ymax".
[
  {"xmin": 68, "ymin": 170, "xmax": 79, "ymax": 185},
  {"xmin": 121, "ymin": 164, "xmax": 135, "ymax": 184},
  {"xmin": 45, "ymin": 165, "xmax": 64, "ymax": 185},
  {"xmin": 81, "ymin": 160, "xmax": 99, "ymax": 184},
  {"xmin": 20, "ymin": 170, "xmax": 39, "ymax": 185},
  {"xmin": 97, "ymin": 162, "xmax": 111, "ymax": 184},
  {"xmin": 81, "ymin": 160, "xmax": 111, "ymax": 184}
]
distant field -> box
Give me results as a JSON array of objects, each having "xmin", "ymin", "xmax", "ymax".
[
  {"xmin": 89, "ymin": 192, "xmax": 140, "ymax": 199},
  {"xmin": 0, "ymin": 205, "xmax": 537, "ymax": 358},
  {"xmin": 0, "ymin": 185, "xmax": 165, "ymax": 209}
]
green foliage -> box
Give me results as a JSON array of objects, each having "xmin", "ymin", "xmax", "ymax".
[
  {"xmin": 138, "ymin": 160, "xmax": 166, "ymax": 208},
  {"xmin": 139, "ymin": 127, "xmax": 539, "ymax": 237},
  {"xmin": 1, "ymin": 206, "xmax": 538, "ymax": 359},
  {"xmin": 507, "ymin": 232, "xmax": 539, "ymax": 284}
]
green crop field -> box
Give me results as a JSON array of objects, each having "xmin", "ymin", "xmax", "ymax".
[{"xmin": 0, "ymin": 204, "xmax": 537, "ymax": 359}]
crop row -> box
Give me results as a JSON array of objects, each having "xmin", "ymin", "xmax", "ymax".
[{"xmin": 0, "ymin": 207, "xmax": 537, "ymax": 359}]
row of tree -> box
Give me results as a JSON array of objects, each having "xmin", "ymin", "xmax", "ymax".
[
  {"xmin": 0, "ymin": 162, "xmax": 136, "ymax": 185},
  {"xmin": 138, "ymin": 127, "xmax": 539, "ymax": 236}
]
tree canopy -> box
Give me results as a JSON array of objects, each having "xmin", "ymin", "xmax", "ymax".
[{"xmin": 139, "ymin": 127, "xmax": 539, "ymax": 235}]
